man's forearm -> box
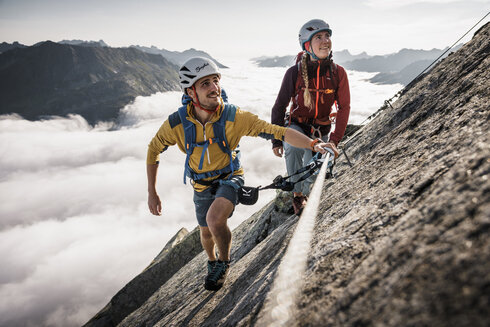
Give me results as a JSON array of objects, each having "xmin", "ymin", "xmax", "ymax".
[
  {"xmin": 147, "ymin": 163, "xmax": 163, "ymax": 216},
  {"xmin": 284, "ymin": 128, "xmax": 315, "ymax": 149},
  {"xmin": 147, "ymin": 164, "xmax": 159, "ymax": 193}
]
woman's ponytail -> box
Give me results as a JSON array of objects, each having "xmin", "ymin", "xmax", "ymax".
[{"xmin": 301, "ymin": 52, "xmax": 313, "ymax": 110}]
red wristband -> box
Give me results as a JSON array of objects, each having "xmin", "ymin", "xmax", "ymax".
[{"xmin": 310, "ymin": 138, "xmax": 321, "ymax": 151}]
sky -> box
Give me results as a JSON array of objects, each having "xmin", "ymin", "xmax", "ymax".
[{"xmin": 0, "ymin": 0, "xmax": 489, "ymax": 59}]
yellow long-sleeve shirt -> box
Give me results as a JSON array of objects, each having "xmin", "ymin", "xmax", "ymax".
[{"xmin": 147, "ymin": 103, "xmax": 287, "ymax": 192}]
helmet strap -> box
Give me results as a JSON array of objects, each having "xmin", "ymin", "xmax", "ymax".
[
  {"xmin": 304, "ymin": 41, "xmax": 320, "ymax": 60},
  {"xmin": 305, "ymin": 41, "xmax": 333, "ymax": 61},
  {"xmin": 191, "ymin": 85, "xmax": 221, "ymax": 114}
]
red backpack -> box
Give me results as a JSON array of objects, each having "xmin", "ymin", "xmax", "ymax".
[{"xmin": 288, "ymin": 51, "xmax": 340, "ymax": 127}]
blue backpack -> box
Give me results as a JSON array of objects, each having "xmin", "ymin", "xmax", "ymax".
[{"xmin": 168, "ymin": 96, "xmax": 240, "ymax": 184}]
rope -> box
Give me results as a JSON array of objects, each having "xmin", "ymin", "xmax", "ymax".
[{"xmin": 258, "ymin": 153, "xmax": 331, "ymax": 327}]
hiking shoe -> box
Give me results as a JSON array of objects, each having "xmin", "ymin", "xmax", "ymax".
[
  {"xmin": 204, "ymin": 260, "xmax": 230, "ymax": 291},
  {"xmin": 292, "ymin": 195, "xmax": 308, "ymax": 215},
  {"xmin": 207, "ymin": 260, "xmax": 217, "ymax": 274}
]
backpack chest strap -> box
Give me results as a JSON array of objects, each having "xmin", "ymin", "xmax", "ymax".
[{"xmin": 195, "ymin": 137, "xmax": 219, "ymax": 170}]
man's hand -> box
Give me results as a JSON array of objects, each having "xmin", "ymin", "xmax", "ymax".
[
  {"xmin": 148, "ymin": 192, "xmax": 162, "ymax": 216},
  {"xmin": 322, "ymin": 142, "xmax": 339, "ymax": 158},
  {"xmin": 312, "ymin": 141, "xmax": 338, "ymax": 158},
  {"xmin": 273, "ymin": 146, "xmax": 284, "ymax": 158}
]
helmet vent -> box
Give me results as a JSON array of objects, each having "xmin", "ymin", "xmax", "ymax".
[{"xmin": 178, "ymin": 57, "xmax": 220, "ymax": 90}]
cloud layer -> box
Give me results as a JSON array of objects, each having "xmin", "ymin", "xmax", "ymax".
[{"xmin": 0, "ymin": 60, "xmax": 400, "ymax": 326}]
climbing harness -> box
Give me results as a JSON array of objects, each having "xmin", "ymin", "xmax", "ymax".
[
  {"xmin": 237, "ymin": 148, "xmax": 336, "ymax": 205},
  {"xmin": 198, "ymin": 148, "xmax": 336, "ymax": 205}
]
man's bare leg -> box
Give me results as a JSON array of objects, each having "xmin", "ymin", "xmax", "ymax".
[
  {"xmin": 206, "ymin": 197, "xmax": 234, "ymax": 261},
  {"xmin": 199, "ymin": 226, "xmax": 216, "ymax": 261}
]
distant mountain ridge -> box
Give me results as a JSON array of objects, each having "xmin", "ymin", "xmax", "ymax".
[
  {"xmin": 253, "ymin": 46, "xmax": 463, "ymax": 85},
  {"xmin": 0, "ymin": 41, "xmax": 180, "ymax": 124},
  {"xmin": 130, "ymin": 45, "xmax": 227, "ymax": 68},
  {"xmin": 0, "ymin": 41, "xmax": 27, "ymax": 53},
  {"xmin": 40, "ymin": 39, "xmax": 226, "ymax": 67},
  {"xmin": 0, "ymin": 39, "xmax": 229, "ymax": 123},
  {"xmin": 59, "ymin": 39, "xmax": 109, "ymax": 47},
  {"xmin": 342, "ymin": 48, "xmax": 446, "ymax": 72},
  {"xmin": 368, "ymin": 59, "xmax": 433, "ymax": 85},
  {"xmin": 251, "ymin": 50, "xmax": 371, "ymax": 68},
  {"xmin": 343, "ymin": 46, "xmax": 463, "ymax": 84},
  {"xmin": 333, "ymin": 49, "xmax": 371, "ymax": 63}
]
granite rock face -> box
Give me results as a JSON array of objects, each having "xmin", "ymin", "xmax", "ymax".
[
  {"xmin": 296, "ymin": 22, "xmax": 489, "ymax": 327},
  {"xmin": 84, "ymin": 228, "xmax": 202, "ymax": 327},
  {"xmin": 86, "ymin": 202, "xmax": 297, "ymax": 327},
  {"xmin": 86, "ymin": 23, "xmax": 489, "ymax": 326}
]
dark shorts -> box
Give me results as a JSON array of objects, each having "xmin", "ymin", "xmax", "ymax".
[{"xmin": 193, "ymin": 175, "xmax": 244, "ymax": 227}]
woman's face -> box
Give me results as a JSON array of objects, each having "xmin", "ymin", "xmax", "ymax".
[{"xmin": 309, "ymin": 31, "xmax": 332, "ymax": 60}]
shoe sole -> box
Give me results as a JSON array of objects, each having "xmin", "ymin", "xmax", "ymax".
[
  {"xmin": 204, "ymin": 281, "xmax": 223, "ymax": 291},
  {"xmin": 204, "ymin": 271, "xmax": 228, "ymax": 291}
]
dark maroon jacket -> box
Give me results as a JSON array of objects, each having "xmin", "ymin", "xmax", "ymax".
[{"xmin": 271, "ymin": 58, "xmax": 350, "ymax": 147}]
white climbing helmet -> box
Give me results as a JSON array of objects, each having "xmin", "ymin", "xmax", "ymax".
[
  {"xmin": 179, "ymin": 57, "xmax": 220, "ymax": 91},
  {"xmin": 298, "ymin": 19, "xmax": 332, "ymax": 51}
]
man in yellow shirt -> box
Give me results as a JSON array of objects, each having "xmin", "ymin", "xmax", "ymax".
[{"xmin": 147, "ymin": 57, "xmax": 330, "ymax": 291}]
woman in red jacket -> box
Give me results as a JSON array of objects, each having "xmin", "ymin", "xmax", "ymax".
[{"xmin": 271, "ymin": 19, "xmax": 351, "ymax": 214}]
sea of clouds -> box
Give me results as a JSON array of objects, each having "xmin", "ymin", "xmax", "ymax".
[{"xmin": 0, "ymin": 59, "xmax": 401, "ymax": 327}]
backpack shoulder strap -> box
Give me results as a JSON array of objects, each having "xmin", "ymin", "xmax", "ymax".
[
  {"xmin": 224, "ymin": 103, "xmax": 237, "ymax": 122},
  {"xmin": 177, "ymin": 105, "xmax": 189, "ymax": 127},
  {"xmin": 215, "ymin": 104, "xmax": 239, "ymax": 180},
  {"xmin": 294, "ymin": 61, "xmax": 302, "ymax": 94},
  {"xmin": 328, "ymin": 61, "xmax": 340, "ymax": 100},
  {"xmin": 177, "ymin": 105, "xmax": 197, "ymax": 184},
  {"xmin": 213, "ymin": 104, "xmax": 237, "ymax": 153},
  {"xmin": 177, "ymin": 105, "xmax": 195, "ymax": 153},
  {"xmin": 168, "ymin": 110, "xmax": 182, "ymax": 128},
  {"xmin": 330, "ymin": 62, "xmax": 339, "ymax": 89}
]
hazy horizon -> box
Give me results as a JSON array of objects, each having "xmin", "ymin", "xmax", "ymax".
[
  {"xmin": 1, "ymin": 0, "xmax": 488, "ymax": 59},
  {"xmin": 0, "ymin": 38, "xmax": 461, "ymax": 58}
]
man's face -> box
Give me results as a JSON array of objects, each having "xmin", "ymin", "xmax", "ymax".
[{"xmin": 189, "ymin": 74, "xmax": 221, "ymax": 110}]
